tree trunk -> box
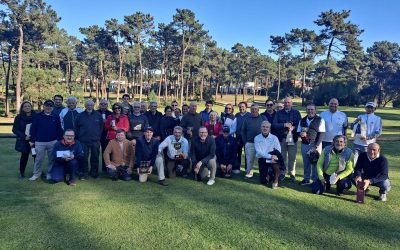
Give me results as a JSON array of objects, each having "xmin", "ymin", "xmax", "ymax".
[
  {"xmin": 234, "ymin": 80, "xmax": 238, "ymax": 106},
  {"xmin": 302, "ymin": 43, "xmax": 306, "ymax": 106},
  {"xmin": 277, "ymin": 58, "xmax": 281, "ymax": 100},
  {"xmin": 4, "ymin": 48, "xmax": 14, "ymax": 117},
  {"xmin": 16, "ymin": 24, "xmax": 24, "ymax": 111},
  {"xmin": 117, "ymin": 47, "xmax": 123, "ymax": 102},
  {"xmin": 139, "ymin": 45, "xmax": 144, "ymax": 102}
]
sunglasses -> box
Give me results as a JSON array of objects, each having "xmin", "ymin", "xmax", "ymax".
[
  {"xmin": 172, "ymin": 104, "xmax": 178, "ymax": 107},
  {"xmin": 113, "ymin": 107, "xmax": 121, "ymax": 110},
  {"xmin": 225, "ymin": 107, "xmax": 232, "ymax": 110},
  {"xmin": 266, "ymin": 104, "xmax": 274, "ymax": 107}
]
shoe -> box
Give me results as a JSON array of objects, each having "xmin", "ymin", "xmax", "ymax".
[
  {"xmin": 79, "ymin": 176, "xmax": 86, "ymax": 181},
  {"xmin": 279, "ymin": 173, "xmax": 285, "ymax": 182},
  {"xmin": 272, "ymin": 182, "xmax": 279, "ymax": 189},
  {"xmin": 158, "ymin": 179, "xmax": 169, "ymax": 186},
  {"xmin": 46, "ymin": 173, "xmax": 52, "ymax": 181},
  {"xmin": 19, "ymin": 173, "xmax": 25, "ymax": 180},
  {"xmin": 377, "ymin": 193, "xmax": 387, "ymax": 202},
  {"xmin": 69, "ymin": 181, "xmax": 77, "ymax": 187},
  {"xmin": 289, "ymin": 175, "xmax": 296, "ymax": 182},
  {"xmin": 207, "ymin": 170, "xmax": 211, "ymax": 178},
  {"xmin": 245, "ymin": 170, "xmax": 253, "ymax": 179},
  {"xmin": 232, "ymin": 170, "xmax": 241, "ymax": 174},
  {"xmin": 29, "ymin": 175, "xmax": 40, "ymax": 181},
  {"xmin": 299, "ymin": 179, "xmax": 310, "ymax": 186},
  {"xmin": 207, "ymin": 179, "xmax": 215, "ymax": 186}
]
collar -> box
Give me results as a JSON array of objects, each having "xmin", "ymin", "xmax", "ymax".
[
  {"xmin": 61, "ymin": 139, "xmax": 75, "ymax": 146},
  {"xmin": 262, "ymin": 133, "xmax": 270, "ymax": 138},
  {"xmin": 367, "ymin": 154, "xmax": 380, "ymax": 162}
]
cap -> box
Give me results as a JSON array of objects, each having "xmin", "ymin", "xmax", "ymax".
[
  {"xmin": 365, "ymin": 102, "xmax": 376, "ymax": 108},
  {"xmin": 222, "ymin": 126, "xmax": 230, "ymax": 133},
  {"xmin": 144, "ymin": 126, "xmax": 154, "ymax": 132},
  {"xmin": 43, "ymin": 100, "xmax": 54, "ymax": 107}
]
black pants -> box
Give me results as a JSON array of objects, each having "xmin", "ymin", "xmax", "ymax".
[
  {"xmin": 19, "ymin": 152, "xmax": 30, "ymax": 176},
  {"xmin": 258, "ymin": 158, "xmax": 279, "ymax": 184},
  {"xmin": 100, "ymin": 138, "xmax": 109, "ymax": 173},
  {"xmin": 236, "ymin": 135, "xmax": 245, "ymax": 170},
  {"xmin": 80, "ymin": 141, "xmax": 100, "ymax": 178},
  {"xmin": 323, "ymin": 173, "xmax": 352, "ymax": 194}
]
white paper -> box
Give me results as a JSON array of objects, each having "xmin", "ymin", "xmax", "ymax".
[
  {"xmin": 329, "ymin": 173, "xmax": 337, "ymax": 184},
  {"xmin": 57, "ymin": 150, "xmax": 71, "ymax": 158},
  {"xmin": 25, "ymin": 124, "xmax": 31, "ymax": 136}
]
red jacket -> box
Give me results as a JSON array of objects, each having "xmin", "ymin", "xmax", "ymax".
[
  {"xmin": 104, "ymin": 114, "xmax": 129, "ymax": 140},
  {"xmin": 204, "ymin": 121, "xmax": 222, "ymax": 137}
]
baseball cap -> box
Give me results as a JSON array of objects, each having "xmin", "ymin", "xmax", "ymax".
[
  {"xmin": 43, "ymin": 100, "xmax": 54, "ymax": 107},
  {"xmin": 144, "ymin": 126, "xmax": 154, "ymax": 132},
  {"xmin": 222, "ymin": 126, "xmax": 230, "ymax": 133},
  {"xmin": 365, "ymin": 102, "xmax": 376, "ymax": 108}
]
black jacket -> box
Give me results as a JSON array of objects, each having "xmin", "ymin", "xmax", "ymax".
[
  {"xmin": 13, "ymin": 113, "xmax": 35, "ymax": 153},
  {"xmin": 75, "ymin": 110, "xmax": 104, "ymax": 143},
  {"xmin": 272, "ymin": 109, "xmax": 301, "ymax": 142},
  {"xmin": 145, "ymin": 110, "xmax": 163, "ymax": 137},
  {"xmin": 215, "ymin": 134, "xmax": 237, "ymax": 165},
  {"xmin": 191, "ymin": 136, "xmax": 216, "ymax": 165}
]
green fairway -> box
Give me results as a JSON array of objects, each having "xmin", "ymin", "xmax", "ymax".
[{"xmin": 0, "ymin": 106, "xmax": 399, "ymax": 249}]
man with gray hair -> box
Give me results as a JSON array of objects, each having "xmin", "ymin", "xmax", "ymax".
[
  {"xmin": 75, "ymin": 100, "xmax": 103, "ymax": 179},
  {"xmin": 180, "ymin": 101, "xmax": 203, "ymax": 140},
  {"xmin": 241, "ymin": 103, "xmax": 266, "ymax": 178},
  {"xmin": 59, "ymin": 96, "xmax": 83, "ymax": 131},
  {"xmin": 145, "ymin": 101, "xmax": 163, "ymax": 140}
]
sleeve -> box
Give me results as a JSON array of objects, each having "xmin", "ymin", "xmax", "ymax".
[
  {"xmin": 343, "ymin": 113, "xmax": 349, "ymax": 130},
  {"xmin": 150, "ymin": 141, "xmax": 159, "ymax": 167},
  {"xmin": 338, "ymin": 153, "xmax": 354, "ymax": 180},
  {"xmin": 354, "ymin": 153, "xmax": 363, "ymax": 177},
  {"xmin": 56, "ymin": 117, "xmax": 63, "ymax": 140},
  {"xmin": 29, "ymin": 116, "xmax": 38, "ymax": 143},
  {"xmin": 201, "ymin": 139, "xmax": 216, "ymax": 165},
  {"xmin": 241, "ymin": 119, "xmax": 248, "ymax": 143},
  {"xmin": 74, "ymin": 142, "xmax": 85, "ymax": 161},
  {"xmin": 158, "ymin": 137, "xmax": 169, "ymax": 153},
  {"xmin": 272, "ymin": 112, "xmax": 284, "ymax": 130},
  {"xmin": 370, "ymin": 117, "xmax": 382, "ymax": 139},
  {"xmin": 12, "ymin": 116, "xmax": 25, "ymax": 139},
  {"xmin": 316, "ymin": 150, "xmax": 326, "ymax": 181},
  {"xmin": 370, "ymin": 157, "xmax": 388, "ymax": 184},
  {"xmin": 143, "ymin": 116, "xmax": 149, "ymax": 130},
  {"xmin": 215, "ymin": 138, "xmax": 223, "ymax": 161},
  {"xmin": 53, "ymin": 143, "xmax": 65, "ymax": 163},
  {"xmin": 119, "ymin": 116, "xmax": 130, "ymax": 132},
  {"xmin": 74, "ymin": 116, "xmax": 81, "ymax": 140},
  {"xmin": 296, "ymin": 120, "xmax": 301, "ymax": 133},
  {"xmin": 104, "ymin": 115, "xmax": 112, "ymax": 131},
  {"xmin": 103, "ymin": 141, "xmax": 112, "ymax": 166},
  {"xmin": 59, "ymin": 109, "xmax": 65, "ymax": 130},
  {"xmin": 274, "ymin": 137, "xmax": 281, "ymax": 152},
  {"xmin": 254, "ymin": 136, "xmax": 270, "ymax": 159}
]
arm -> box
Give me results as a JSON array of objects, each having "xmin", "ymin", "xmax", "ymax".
[
  {"xmin": 190, "ymin": 141, "xmax": 197, "ymax": 165},
  {"xmin": 316, "ymin": 150, "xmax": 326, "ymax": 181},
  {"xmin": 103, "ymin": 141, "xmax": 113, "ymax": 166},
  {"xmin": 12, "ymin": 116, "xmax": 26, "ymax": 139},
  {"xmin": 158, "ymin": 137, "xmax": 170, "ymax": 153},
  {"xmin": 241, "ymin": 119, "xmax": 247, "ymax": 144},
  {"xmin": 369, "ymin": 117, "xmax": 382, "ymax": 140},
  {"xmin": 119, "ymin": 116, "xmax": 130, "ymax": 132},
  {"xmin": 354, "ymin": 153, "xmax": 363, "ymax": 177},
  {"xmin": 230, "ymin": 118, "xmax": 237, "ymax": 135},
  {"xmin": 201, "ymin": 139, "xmax": 216, "ymax": 165},
  {"xmin": 370, "ymin": 157, "xmax": 388, "ymax": 184},
  {"xmin": 337, "ymin": 153, "xmax": 354, "ymax": 180},
  {"xmin": 150, "ymin": 141, "xmax": 159, "ymax": 167},
  {"xmin": 182, "ymin": 139, "xmax": 189, "ymax": 158},
  {"xmin": 74, "ymin": 142, "xmax": 85, "ymax": 161},
  {"xmin": 135, "ymin": 140, "xmax": 142, "ymax": 166},
  {"xmin": 254, "ymin": 136, "xmax": 270, "ymax": 159},
  {"xmin": 343, "ymin": 113, "xmax": 348, "ymax": 135}
]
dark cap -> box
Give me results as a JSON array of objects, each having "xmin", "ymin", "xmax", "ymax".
[
  {"xmin": 222, "ymin": 126, "xmax": 230, "ymax": 133},
  {"xmin": 144, "ymin": 126, "xmax": 154, "ymax": 132},
  {"xmin": 43, "ymin": 100, "xmax": 54, "ymax": 107}
]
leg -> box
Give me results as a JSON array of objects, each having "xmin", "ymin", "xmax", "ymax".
[
  {"xmin": 80, "ymin": 143, "xmax": 90, "ymax": 178},
  {"xmin": 19, "ymin": 152, "xmax": 30, "ymax": 177},
  {"xmin": 272, "ymin": 164, "xmax": 280, "ymax": 184},
  {"xmin": 244, "ymin": 143, "xmax": 255, "ymax": 174},
  {"xmin": 100, "ymin": 138, "xmax": 109, "ymax": 173},
  {"xmin": 178, "ymin": 159, "xmax": 191, "ymax": 177},
  {"xmin": 236, "ymin": 135, "xmax": 244, "ymax": 171},
  {"xmin": 207, "ymin": 157, "xmax": 217, "ymax": 180},
  {"xmin": 279, "ymin": 141, "xmax": 288, "ymax": 174},
  {"xmin": 258, "ymin": 158, "xmax": 268, "ymax": 185},
  {"xmin": 31, "ymin": 142, "xmax": 46, "ymax": 178},
  {"xmin": 155, "ymin": 154, "xmax": 166, "ymax": 181},
  {"xmin": 166, "ymin": 159, "xmax": 176, "ymax": 178},
  {"xmin": 107, "ymin": 167, "xmax": 118, "ymax": 181},
  {"xmin": 287, "ymin": 142, "xmax": 298, "ymax": 177},
  {"xmin": 300, "ymin": 144, "xmax": 312, "ymax": 183},
  {"xmin": 198, "ymin": 165, "xmax": 209, "ymax": 181},
  {"xmin": 336, "ymin": 177, "xmax": 352, "ymax": 195},
  {"xmin": 373, "ymin": 179, "xmax": 391, "ymax": 194},
  {"xmin": 89, "ymin": 142, "xmax": 100, "ymax": 178},
  {"xmin": 66, "ymin": 159, "xmax": 79, "ymax": 184},
  {"xmin": 45, "ymin": 140, "xmax": 56, "ymax": 179}
]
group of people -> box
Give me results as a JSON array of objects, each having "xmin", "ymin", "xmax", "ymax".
[{"xmin": 12, "ymin": 94, "xmax": 391, "ymax": 201}]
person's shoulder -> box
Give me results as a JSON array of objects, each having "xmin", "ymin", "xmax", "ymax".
[
  {"xmin": 254, "ymin": 133, "xmax": 263, "ymax": 141},
  {"xmin": 269, "ymin": 133, "xmax": 279, "ymax": 141}
]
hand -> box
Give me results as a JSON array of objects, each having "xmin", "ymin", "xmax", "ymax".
[
  {"xmin": 332, "ymin": 176, "xmax": 340, "ymax": 185},
  {"xmin": 220, "ymin": 164, "xmax": 226, "ymax": 171},
  {"xmin": 227, "ymin": 164, "xmax": 232, "ymax": 171},
  {"xmin": 127, "ymin": 168, "xmax": 132, "ymax": 175},
  {"xmin": 107, "ymin": 165, "xmax": 116, "ymax": 170},
  {"xmin": 300, "ymin": 132, "xmax": 307, "ymax": 138},
  {"xmin": 112, "ymin": 125, "xmax": 117, "ymax": 130},
  {"xmin": 148, "ymin": 166, "xmax": 153, "ymax": 175},
  {"xmin": 320, "ymin": 179, "xmax": 326, "ymax": 186},
  {"xmin": 155, "ymin": 136, "xmax": 161, "ymax": 141},
  {"xmin": 360, "ymin": 135, "xmax": 367, "ymax": 141},
  {"xmin": 355, "ymin": 118, "xmax": 361, "ymax": 123},
  {"xmin": 271, "ymin": 155, "xmax": 278, "ymax": 162},
  {"xmin": 363, "ymin": 179, "xmax": 370, "ymax": 191},
  {"xmin": 354, "ymin": 176, "xmax": 362, "ymax": 184},
  {"xmin": 284, "ymin": 122, "xmax": 292, "ymax": 128},
  {"xmin": 25, "ymin": 135, "xmax": 30, "ymax": 140}
]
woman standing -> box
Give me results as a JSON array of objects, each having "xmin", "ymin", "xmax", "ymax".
[
  {"xmin": 104, "ymin": 103, "xmax": 130, "ymax": 140},
  {"xmin": 160, "ymin": 106, "xmax": 179, "ymax": 140},
  {"xmin": 12, "ymin": 101, "xmax": 35, "ymax": 179}
]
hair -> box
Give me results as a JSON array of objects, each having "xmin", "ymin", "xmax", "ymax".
[
  {"xmin": 182, "ymin": 104, "xmax": 189, "ymax": 109},
  {"xmin": 171, "ymin": 100, "xmax": 178, "ymax": 105},
  {"xmin": 175, "ymin": 108, "xmax": 182, "ymax": 114},
  {"xmin": 164, "ymin": 105, "xmax": 172, "ymax": 112},
  {"xmin": 199, "ymin": 126, "xmax": 207, "ymax": 132},
  {"xmin": 225, "ymin": 104, "xmax": 234, "ymax": 113},
  {"xmin": 239, "ymin": 101, "xmax": 248, "ymax": 108},
  {"xmin": 251, "ymin": 103, "xmax": 259, "ymax": 109},
  {"xmin": 85, "ymin": 100, "xmax": 95, "ymax": 106},
  {"xmin": 122, "ymin": 94, "xmax": 130, "ymax": 99},
  {"xmin": 333, "ymin": 135, "xmax": 347, "ymax": 144},
  {"xmin": 209, "ymin": 111, "xmax": 218, "ymax": 118},
  {"xmin": 66, "ymin": 96, "xmax": 77, "ymax": 103},
  {"xmin": 205, "ymin": 100, "xmax": 213, "ymax": 105},
  {"xmin": 265, "ymin": 99, "xmax": 275, "ymax": 105},
  {"xmin": 132, "ymin": 101, "xmax": 141, "ymax": 108},
  {"xmin": 150, "ymin": 101, "xmax": 157, "ymax": 106},
  {"xmin": 64, "ymin": 129, "xmax": 75, "ymax": 135},
  {"xmin": 53, "ymin": 95, "xmax": 63, "ymax": 101},
  {"xmin": 306, "ymin": 103, "xmax": 316, "ymax": 109},
  {"xmin": 173, "ymin": 126, "xmax": 183, "ymax": 133},
  {"xmin": 116, "ymin": 129, "xmax": 126, "ymax": 134},
  {"xmin": 261, "ymin": 120, "xmax": 271, "ymax": 127},
  {"xmin": 190, "ymin": 101, "xmax": 197, "ymax": 107},
  {"xmin": 99, "ymin": 98, "xmax": 108, "ymax": 104},
  {"xmin": 19, "ymin": 101, "xmax": 33, "ymax": 116},
  {"xmin": 112, "ymin": 103, "xmax": 122, "ymax": 113}
]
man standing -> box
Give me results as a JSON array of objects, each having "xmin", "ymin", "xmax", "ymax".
[
  {"xmin": 297, "ymin": 104, "xmax": 325, "ymax": 185},
  {"xmin": 75, "ymin": 100, "xmax": 103, "ymax": 179},
  {"xmin": 157, "ymin": 126, "xmax": 190, "ymax": 178},
  {"xmin": 215, "ymin": 126, "xmax": 238, "ymax": 177},
  {"xmin": 51, "ymin": 130, "xmax": 84, "ymax": 186},
  {"xmin": 320, "ymin": 98, "xmax": 348, "ymax": 148},
  {"xmin": 272, "ymin": 97, "xmax": 301, "ymax": 182},
  {"xmin": 254, "ymin": 121, "xmax": 282, "ymax": 189},
  {"xmin": 199, "ymin": 100, "xmax": 214, "ymax": 123},
  {"xmin": 145, "ymin": 101, "xmax": 163, "ymax": 140},
  {"xmin": 351, "ymin": 102, "xmax": 382, "ymax": 162},
  {"xmin": 315, "ymin": 135, "xmax": 354, "ymax": 195},
  {"xmin": 59, "ymin": 96, "xmax": 83, "ymax": 131},
  {"xmin": 128, "ymin": 101, "xmax": 149, "ymax": 140},
  {"xmin": 235, "ymin": 102, "xmax": 250, "ymax": 174},
  {"xmin": 29, "ymin": 100, "xmax": 62, "ymax": 180},
  {"xmin": 97, "ymin": 99, "xmax": 113, "ymax": 173},
  {"xmin": 241, "ymin": 103, "xmax": 266, "ymax": 178},
  {"xmin": 180, "ymin": 101, "xmax": 203, "ymax": 140},
  {"xmin": 135, "ymin": 127, "xmax": 168, "ymax": 186},
  {"xmin": 191, "ymin": 127, "xmax": 217, "ymax": 185},
  {"xmin": 103, "ymin": 129, "xmax": 135, "ymax": 181},
  {"xmin": 140, "ymin": 101, "xmax": 148, "ymax": 114},
  {"xmin": 262, "ymin": 99, "xmax": 277, "ymax": 136},
  {"xmin": 52, "ymin": 95, "xmax": 65, "ymax": 116},
  {"xmin": 122, "ymin": 94, "xmax": 133, "ymax": 113},
  {"xmin": 354, "ymin": 143, "xmax": 390, "ymax": 202}
]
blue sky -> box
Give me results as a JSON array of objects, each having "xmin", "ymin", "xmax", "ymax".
[{"xmin": 46, "ymin": 0, "xmax": 399, "ymax": 55}]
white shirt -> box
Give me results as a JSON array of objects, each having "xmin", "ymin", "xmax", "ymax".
[
  {"xmin": 59, "ymin": 107, "xmax": 83, "ymax": 130},
  {"xmin": 158, "ymin": 135, "xmax": 189, "ymax": 159},
  {"xmin": 254, "ymin": 133, "xmax": 281, "ymax": 160},
  {"xmin": 320, "ymin": 110, "xmax": 348, "ymax": 142},
  {"xmin": 353, "ymin": 113, "xmax": 382, "ymax": 146},
  {"xmin": 223, "ymin": 116, "xmax": 237, "ymax": 135}
]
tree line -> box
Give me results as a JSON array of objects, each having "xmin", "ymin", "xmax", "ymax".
[{"xmin": 1, "ymin": 0, "xmax": 399, "ymax": 116}]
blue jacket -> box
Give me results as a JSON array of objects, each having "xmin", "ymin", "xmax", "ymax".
[
  {"xmin": 135, "ymin": 136, "xmax": 159, "ymax": 167},
  {"xmin": 53, "ymin": 139, "xmax": 85, "ymax": 164},
  {"xmin": 215, "ymin": 134, "xmax": 237, "ymax": 165},
  {"xmin": 75, "ymin": 110, "xmax": 104, "ymax": 143},
  {"xmin": 30, "ymin": 111, "xmax": 62, "ymax": 143}
]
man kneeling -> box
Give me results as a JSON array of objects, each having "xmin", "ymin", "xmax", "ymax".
[
  {"xmin": 254, "ymin": 121, "xmax": 282, "ymax": 188},
  {"xmin": 354, "ymin": 143, "xmax": 391, "ymax": 202},
  {"xmin": 103, "ymin": 129, "xmax": 135, "ymax": 181},
  {"xmin": 191, "ymin": 127, "xmax": 216, "ymax": 185},
  {"xmin": 314, "ymin": 135, "xmax": 354, "ymax": 195},
  {"xmin": 51, "ymin": 129, "xmax": 84, "ymax": 186},
  {"xmin": 157, "ymin": 126, "xmax": 190, "ymax": 178}
]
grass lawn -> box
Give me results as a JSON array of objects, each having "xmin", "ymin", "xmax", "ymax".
[{"xmin": 0, "ymin": 103, "xmax": 399, "ymax": 249}]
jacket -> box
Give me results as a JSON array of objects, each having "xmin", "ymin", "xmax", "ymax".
[
  {"xmin": 104, "ymin": 114, "xmax": 130, "ymax": 140},
  {"xmin": 103, "ymin": 138, "xmax": 136, "ymax": 169},
  {"xmin": 75, "ymin": 110, "xmax": 104, "ymax": 143},
  {"xmin": 215, "ymin": 134, "xmax": 237, "ymax": 165},
  {"xmin": 13, "ymin": 113, "xmax": 35, "ymax": 153},
  {"xmin": 30, "ymin": 111, "xmax": 62, "ymax": 143}
]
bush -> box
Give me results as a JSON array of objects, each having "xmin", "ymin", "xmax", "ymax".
[
  {"xmin": 392, "ymin": 99, "xmax": 400, "ymax": 108},
  {"xmin": 310, "ymin": 80, "xmax": 361, "ymax": 106},
  {"xmin": 147, "ymin": 90, "xmax": 157, "ymax": 102}
]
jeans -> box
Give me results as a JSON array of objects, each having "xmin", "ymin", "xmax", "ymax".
[
  {"xmin": 280, "ymin": 140, "xmax": 297, "ymax": 176},
  {"xmin": 245, "ymin": 142, "xmax": 256, "ymax": 172},
  {"xmin": 52, "ymin": 159, "xmax": 79, "ymax": 183},
  {"xmin": 301, "ymin": 144, "xmax": 318, "ymax": 182},
  {"xmin": 160, "ymin": 154, "xmax": 190, "ymax": 178},
  {"xmin": 107, "ymin": 166, "xmax": 131, "ymax": 181},
  {"xmin": 33, "ymin": 140, "xmax": 56, "ymax": 177},
  {"xmin": 80, "ymin": 141, "xmax": 100, "ymax": 178}
]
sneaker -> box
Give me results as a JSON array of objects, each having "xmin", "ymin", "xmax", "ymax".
[
  {"xmin": 158, "ymin": 179, "xmax": 169, "ymax": 186},
  {"xmin": 207, "ymin": 179, "xmax": 215, "ymax": 186},
  {"xmin": 46, "ymin": 173, "xmax": 52, "ymax": 181},
  {"xmin": 299, "ymin": 179, "xmax": 310, "ymax": 186},
  {"xmin": 245, "ymin": 170, "xmax": 254, "ymax": 179},
  {"xmin": 232, "ymin": 169, "xmax": 241, "ymax": 174},
  {"xmin": 29, "ymin": 175, "xmax": 40, "ymax": 181},
  {"xmin": 377, "ymin": 193, "xmax": 387, "ymax": 202},
  {"xmin": 272, "ymin": 182, "xmax": 279, "ymax": 189},
  {"xmin": 289, "ymin": 175, "xmax": 296, "ymax": 183},
  {"xmin": 279, "ymin": 173, "xmax": 285, "ymax": 182},
  {"xmin": 207, "ymin": 170, "xmax": 211, "ymax": 178},
  {"xmin": 19, "ymin": 173, "xmax": 25, "ymax": 180}
]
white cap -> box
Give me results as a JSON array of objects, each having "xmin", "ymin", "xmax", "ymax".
[{"xmin": 365, "ymin": 102, "xmax": 376, "ymax": 108}]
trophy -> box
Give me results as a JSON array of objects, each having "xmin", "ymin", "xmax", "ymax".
[
  {"xmin": 111, "ymin": 120, "xmax": 116, "ymax": 127},
  {"xmin": 356, "ymin": 181, "xmax": 365, "ymax": 204},
  {"xmin": 173, "ymin": 142, "xmax": 183, "ymax": 160},
  {"xmin": 360, "ymin": 120, "xmax": 367, "ymax": 138},
  {"xmin": 139, "ymin": 161, "xmax": 151, "ymax": 182}
]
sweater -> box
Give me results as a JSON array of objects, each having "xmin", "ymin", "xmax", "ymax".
[
  {"xmin": 158, "ymin": 135, "xmax": 189, "ymax": 159},
  {"xmin": 241, "ymin": 114, "xmax": 267, "ymax": 143},
  {"xmin": 254, "ymin": 133, "xmax": 281, "ymax": 160},
  {"xmin": 75, "ymin": 110, "xmax": 104, "ymax": 143},
  {"xmin": 235, "ymin": 112, "xmax": 251, "ymax": 137},
  {"xmin": 135, "ymin": 136, "xmax": 159, "ymax": 167},
  {"xmin": 13, "ymin": 113, "xmax": 35, "ymax": 153},
  {"xmin": 128, "ymin": 113, "xmax": 149, "ymax": 139},
  {"xmin": 180, "ymin": 112, "xmax": 204, "ymax": 138},
  {"xmin": 191, "ymin": 136, "xmax": 216, "ymax": 165},
  {"xmin": 159, "ymin": 116, "xmax": 179, "ymax": 140},
  {"xmin": 30, "ymin": 111, "xmax": 62, "ymax": 143},
  {"xmin": 354, "ymin": 152, "xmax": 389, "ymax": 184},
  {"xmin": 103, "ymin": 138, "xmax": 136, "ymax": 169},
  {"xmin": 272, "ymin": 108, "xmax": 301, "ymax": 142},
  {"xmin": 59, "ymin": 107, "xmax": 83, "ymax": 131}
]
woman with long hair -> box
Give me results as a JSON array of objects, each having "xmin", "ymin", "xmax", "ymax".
[
  {"xmin": 12, "ymin": 101, "xmax": 35, "ymax": 179},
  {"xmin": 104, "ymin": 103, "xmax": 129, "ymax": 140}
]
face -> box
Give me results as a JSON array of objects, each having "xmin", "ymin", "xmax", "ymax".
[
  {"xmin": 123, "ymin": 107, "xmax": 130, "ymax": 114},
  {"xmin": 133, "ymin": 105, "xmax": 141, "ymax": 113},
  {"xmin": 306, "ymin": 105, "xmax": 316, "ymax": 118},
  {"xmin": 365, "ymin": 106, "xmax": 374, "ymax": 114},
  {"xmin": 284, "ymin": 98, "xmax": 292, "ymax": 110},
  {"xmin": 100, "ymin": 101, "xmax": 108, "ymax": 110},
  {"xmin": 64, "ymin": 131, "xmax": 75, "ymax": 143},
  {"xmin": 239, "ymin": 104, "xmax": 247, "ymax": 113},
  {"xmin": 251, "ymin": 105, "xmax": 259, "ymax": 116},
  {"xmin": 116, "ymin": 132, "xmax": 126, "ymax": 142},
  {"xmin": 67, "ymin": 100, "xmax": 77, "ymax": 110},
  {"xmin": 182, "ymin": 106, "xmax": 189, "ymax": 114},
  {"xmin": 210, "ymin": 113, "xmax": 217, "ymax": 121},
  {"xmin": 85, "ymin": 102, "xmax": 94, "ymax": 112},
  {"xmin": 199, "ymin": 128, "xmax": 208, "ymax": 140},
  {"xmin": 265, "ymin": 101, "xmax": 274, "ymax": 111},
  {"xmin": 205, "ymin": 103, "xmax": 212, "ymax": 111},
  {"xmin": 150, "ymin": 103, "xmax": 157, "ymax": 112},
  {"xmin": 189, "ymin": 104, "xmax": 197, "ymax": 114},
  {"xmin": 223, "ymin": 131, "xmax": 229, "ymax": 138},
  {"xmin": 22, "ymin": 103, "xmax": 32, "ymax": 113},
  {"xmin": 171, "ymin": 102, "xmax": 178, "ymax": 110},
  {"xmin": 166, "ymin": 109, "xmax": 173, "ymax": 117},
  {"xmin": 276, "ymin": 104, "xmax": 284, "ymax": 111},
  {"xmin": 329, "ymin": 99, "xmax": 338, "ymax": 113},
  {"xmin": 43, "ymin": 105, "xmax": 53, "ymax": 113},
  {"xmin": 113, "ymin": 106, "xmax": 122, "ymax": 114},
  {"xmin": 53, "ymin": 97, "xmax": 63, "ymax": 107},
  {"xmin": 334, "ymin": 137, "xmax": 346, "ymax": 151},
  {"xmin": 225, "ymin": 105, "xmax": 233, "ymax": 114},
  {"xmin": 123, "ymin": 96, "xmax": 130, "ymax": 103},
  {"xmin": 367, "ymin": 144, "xmax": 380, "ymax": 159},
  {"xmin": 173, "ymin": 129, "xmax": 182, "ymax": 140},
  {"xmin": 144, "ymin": 130, "xmax": 153, "ymax": 140},
  {"xmin": 261, "ymin": 123, "xmax": 271, "ymax": 135},
  {"xmin": 141, "ymin": 103, "xmax": 147, "ymax": 111}
]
